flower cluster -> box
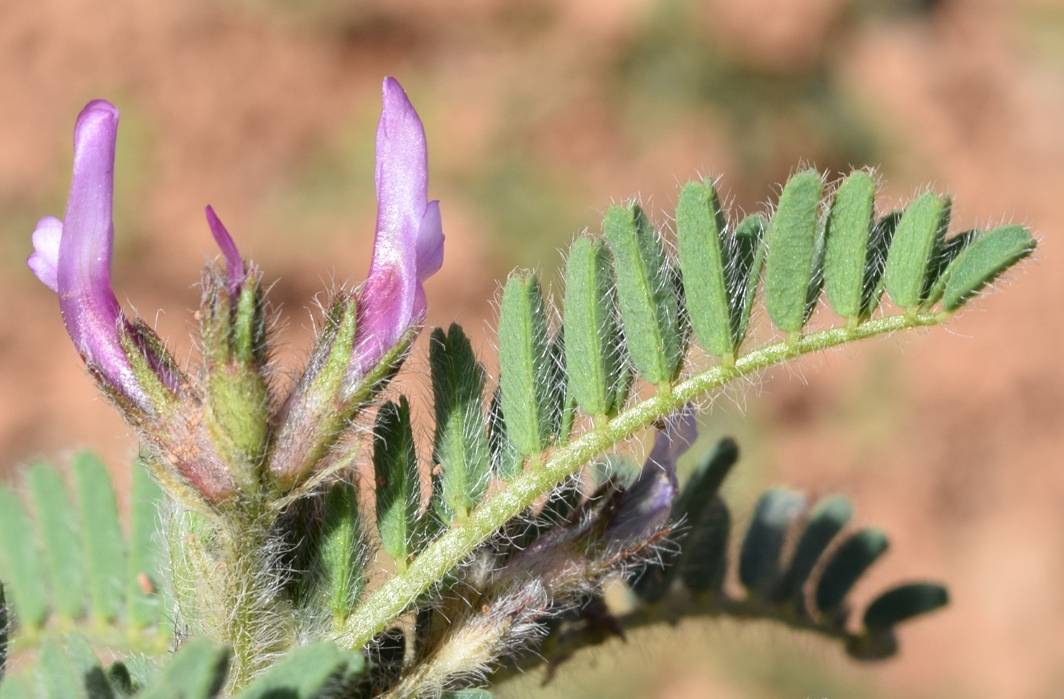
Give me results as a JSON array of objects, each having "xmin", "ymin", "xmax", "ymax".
[{"xmin": 28, "ymin": 78, "xmax": 445, "ymax": 507}]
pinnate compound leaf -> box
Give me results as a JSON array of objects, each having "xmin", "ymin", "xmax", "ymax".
[{"xmin": 604, "ymin": 202, "xmax": 682, "ymax": 385}]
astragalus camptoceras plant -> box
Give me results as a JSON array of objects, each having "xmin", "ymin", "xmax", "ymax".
[{"xmin": 1, "ymin": 75, "xmax": 1035, "ymax": 698}]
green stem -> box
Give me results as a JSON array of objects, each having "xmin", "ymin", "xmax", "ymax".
[{"xmin": 336, "ymin": 312, "xmax": 946, "ymax": 650}]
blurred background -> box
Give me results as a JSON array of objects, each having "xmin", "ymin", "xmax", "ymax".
[{"xmin": 2, "ymin": 0, "xmax": 1064, "ymax": 696}]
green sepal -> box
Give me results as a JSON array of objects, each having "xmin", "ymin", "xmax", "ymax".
[
  {"xmin": 884, "ymin": 192, "xmax": 951, "ymax": 309},
  {"xmin": 498, "ymin": 274, "xmax": 555, "ymax": 456},
  {"xmin": 727, "ymin": 213, "xmax": 767, "ymax": 349},
  {"xmin": 0, "ymin": 485, "xmax": 47, "ymax": 629},
  {"xmin": 676, "ymin": 179, "xmax": 733, "ymax": 357},
  {"xmin": 430, "ymin": 324, "xmax": 491, "ymax": 522},
  {"xmin": 74, "ymin": 451, "xmax": 126, "ymax": 624},
  {"xmin": 119, "ymin": 320, "xmax": 182, "ymax": 410},
  {"xmin": 862, "ymin": 582, "xmax": 949, "ymax": 630},
  {"xmin": 233, "ymin": 643, "xmax": 363, "ymax": 698},
  {"xmin": 128, "ymin": 459, "xmax": 165, "ymax": 630},
  {"xmin": 136, "ymin": 638, "xmax": 230, "ymax": 699},
  {"xmin": 267, "ymin": 294, "xmax": 359, "ymax": 489},
  {"xmin": 940, "ymin": 225, "xmax": 1035, "ymax": 311},
  {"xmin": 824, "ymin": 172, "xmax": 876, "ymax": 320},
  {"xmin": 765, "ymin": 170, "xmax": 824, "ymax": 334},
  {"xmin": 604, "ymin": 202, "xmax": 682, "ymax": 386},
  {"xmin": 27, "ymin": 462, "xmax": 84, "ymax": 619},
  {"xmin": 564, "ymin": 237, "xmax": 626, "ymax": 417},
  {"xmin": 815, "ymin": 528, "xmax": 890, "ymax": 615},
  {"xmin": 316, "ymin": 482, "xmax": 366, "ymax": 626},
  {"xmin": 374, "ymin": 397, "xmax": 423, "ymax": 570},
  {"xmin": 775, "ymin": 494, "xmax": 852, "ymax": 606},
  {"xmin": 739, "ymin": 488, "xmax": 807, "ymax": 596}
]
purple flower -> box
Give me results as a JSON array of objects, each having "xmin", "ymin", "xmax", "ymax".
[
  {"xmin": 204, "ymin": 205, "xmax": 245, "ymax": 298},
  {"xmin": 607, "ymin": 406, "xmax": 698, "ymax": 543},
  {"xmin": 349, "ymin": 77, "xmax": 444, "ymax": 379},
  {"xmin": 27, "ymin": 100, "xmax": 153, "ymax": 408}
]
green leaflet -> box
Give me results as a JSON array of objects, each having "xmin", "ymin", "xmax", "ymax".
[
  {"xmin": 374, "ymin": 397, "xmax": 422, "ymax": 569},
  {"xmin": 27, "ymin": 463, "xmax": 84, "ymax": 619},
  {"xmin": 765, "ymin": 170, "xmax": 824, "ymax": 334},
  {"xmin": 884, "ymin": 192, "xmax": 951, "ymax": 309},
  {"xmin": 563, "ymin": 237, "xmax": 626, "ymax": 417},
  {"xmin": 234, "ymin": 643, "xmax": 362, "ymax": 698},
  {"xmin": 498, "ymin": 274, "xmax": 556, "ymax": 456},
  {"xmin": 676, "ymin": 179, "xmax": 733, "ymax": 357},
  {"xmin": 430, "ymin": 324, "xmax": 491, "ymax": 522},
  {"xmin": 604, "ymin": 202, "xmax": 682, "ymax": 386},
  {"xmin": 940, "ymin": 224, "xmax": 1035, "ymax": 311},
  {"xmin": 863, "ymin": 583, "xmax": 949, "ymax": 630},
  {"xmin": 74, "ymin": 451, "xmax": 126, "ymax": 624},
  {"xmin": 728, "ymin": 213, "xmax": 768, "ymax": 348},
  {"xmin": 36, "ymin": 641, "xmax": 87, "ymax": 699},
  {"xmin": 0, "ymin": 485, "xmax": 47, "ymax": 629},
  {"xmin": 316, "ymin": 482, "xmax": 365, "ymax": 626},
  {"xmin": 739, "ymin": 488, "xmax": 807, "ymax": 596},
  {"xmin": 679, "ymin": 496, "xmax": 731, "ymax": 594},
  {"xmin": 824, "ymin": 171, "xmax": 876, "ymax": 321},
  {"xmin": 861, "ymin": 210, "xmax": 901, "ymax": 317},
  {"xmin": 136, "ymin": 638, "xmax": 229, "ymax": 699},
  {"xmin": 775, "ymin": 495, "xmax": 852, "ymax": 607},
  {"xmin": 487, "ymin": 387, "xmax": 523, "ymax": 482},
  {"xmin": 128, "ymin": 460, "xmax": 165, "ymax": 630},
  {"xmin": 815, "ymin": 528, "xmax": 890, "ymax": 615}
]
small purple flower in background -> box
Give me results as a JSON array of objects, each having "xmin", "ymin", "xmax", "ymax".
[
  {"xmin": 607, "ymin": 406, "xmax": 698, "ymax": 543},
  {"xmin": 27, "ymin": 100, "xmax": 154, "ymax": 409},
  {"xmin": 349, "ymin": 77, "xmax": 444, "ymax": 379}
]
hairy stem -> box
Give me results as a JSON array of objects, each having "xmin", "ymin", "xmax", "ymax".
[{"xmin": 337, "ymin": 312, "xmax": 947, "ymax": 650}]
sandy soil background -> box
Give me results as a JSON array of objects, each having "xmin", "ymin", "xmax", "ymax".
[{"xmin": 2, "ymin": 0, "xmax": 1063, "ymax": 696}]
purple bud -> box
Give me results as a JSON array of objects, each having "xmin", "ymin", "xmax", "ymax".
[
  {"xmin": 607, "ymin": 406, "xmax": 698, "ymax": 543},
  {"xmin": 204, "ymin": 205, "xmax": 245, "ymax": 297},
  {"xmin": 349, "ymin": 77, "xmax": 444, "ymax": 378},
  {"xmin": 28, "ymin": 101, "xmax": 154, "ymax": 408}
]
